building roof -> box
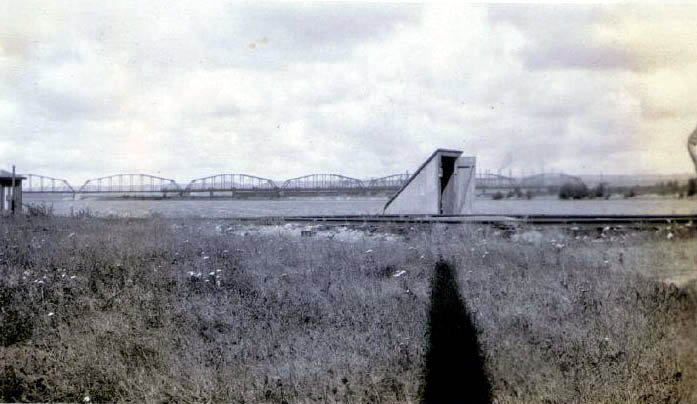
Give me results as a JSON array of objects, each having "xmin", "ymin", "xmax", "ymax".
[{"xmin": 0, "ymin": 169, "xmax": 26, "ymax": 180}]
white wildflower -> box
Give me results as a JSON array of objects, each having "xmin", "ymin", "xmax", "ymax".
[
  {"xmin": 393, "ymin": 270, "xmax": 407, "ymax": 278},
  {"xmin": 48, "ymin": 312, "xmax": 54, "ymax": 317},
  {"xmin": 365, "ymin": 249, "xmax": 373, "ymax": 253}
]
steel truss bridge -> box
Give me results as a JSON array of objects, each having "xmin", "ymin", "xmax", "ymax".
[
  {"xmin": 22, "ymin": 171, "xmax": 586, "ymax": 197},
  {"xmin": 476, "ymin": 172, "xmax": 586, "ymax": 194},
  {"xmin": 476, "ymin": 173, "xmax": 517, "ymax": 193},
  {"xmin": 24, "ymin": 174, "xmax": 75, "ymax": 194},
  {"xmin": 281, "ymin": 174, "xmax": 364, "ymax": 195},
  {"xmin": 78, "ymin": 174, "xmax": 182, "ymax": 194},
  {"xmin": 367, "ymin": 173, "xmax": 411, "ymax": 191},
  {"xmin": 22, "ymin": 172, "xmax": 412, "ymax": 197},
  {"xmin": 184, "ymin": 174, "xmax": 277, "ymax": 196}
]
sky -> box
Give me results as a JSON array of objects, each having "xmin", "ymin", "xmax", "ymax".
[{"xmin": 1, "ymin": 1, "xmax": 696, "ymax": 185}]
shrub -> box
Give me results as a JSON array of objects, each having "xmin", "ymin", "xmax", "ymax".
[
  {"xmin": 559, "ymin": 182, "xmax": 590, "ymax": 199},
  {"xmin": 71, "ymin": 207, "xmax": 94, "ymax": 218},
  {"xmin": 688, "ymin": 178, "xmax": 696, "ymax": 197},
  {"xmin": 492, "ymin": 192, "xmax": 504, "ymax": 200},
  {"xmin": 26, "ymin": 203, "xmax": 54, "ymax": 217},
  {"xmin": 592, "ymin": 182, "xmax": 609, "ymax": 198},
  {"xmin": 0, "ymin": 285, "xmax": 34, "ymax": 347}
]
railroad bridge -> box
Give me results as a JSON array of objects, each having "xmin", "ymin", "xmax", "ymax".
[
  {"xmin": 184, "ymin": 174, "xmax": 277, "ymax": 197},
  {"xmin": 78, "ymin": 174, "xmax": 182, "ymax": 195},
  {"xmin": 21, "ymin": 171, "xmax": 585, "ymax": 198},
  {"xmin": 22, "ymin": 172, "xmax": 412, "ymax": 197},
  {"xmin": 476, "ymin": 172, "xmax": 585, "ymax": 195}
]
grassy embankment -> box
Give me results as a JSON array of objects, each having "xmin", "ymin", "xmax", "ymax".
[{"xmin": 0, "ymin": 215, "xmax": 695, "ymax": 403}]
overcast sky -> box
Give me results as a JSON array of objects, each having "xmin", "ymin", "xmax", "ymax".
[{"xmin": 1, "ymin": 1, "xmax": 696, "ymax": 185}]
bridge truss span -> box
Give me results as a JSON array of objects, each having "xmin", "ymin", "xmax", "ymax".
[
  {"xmin": 24, "ymin": 174, "xmax": 76, "ymax": 194},
  {"xmin": 475, "ymin": 173, "xmax": 517, "ymax": 191},
  {"xmin": 367, "ymin": 173, "xmax": 410, "ymax": 190},
  {"xmin": 185, "ymin": 174, "xmax": 278, "ymax": 193},
  {"xmin": 281, "ymin": 174, "xmax": 364, "ymax": 193},
  {"xmin": 519, "ymin": 173, "xmax": 585, "ymax": 188},
  {"xmin": 78, "ymin": 174, "xmax": 182, "ymax": 194}
]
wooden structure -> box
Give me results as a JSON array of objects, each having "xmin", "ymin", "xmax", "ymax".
[
  {"xmin": 383, "ymin": 149, "xmax": 476, "ymax": 215},
  {"xmin": 0, "ymin": 168, "xmax": 24, "ymax": 214}
]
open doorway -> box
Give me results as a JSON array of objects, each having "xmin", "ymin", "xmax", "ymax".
[{"xmin": 439, "ymin": 156, "xmax": 457, "ymax": 214}]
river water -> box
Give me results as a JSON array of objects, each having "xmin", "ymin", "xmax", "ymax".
[{"xmin": 23, "ymin": 195, "xmax": 697, "ymax": 218}]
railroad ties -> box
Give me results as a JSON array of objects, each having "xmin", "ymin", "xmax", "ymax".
[{"xmin": 230, "ymin": 213, "xmax": 697, "ymax": 229}]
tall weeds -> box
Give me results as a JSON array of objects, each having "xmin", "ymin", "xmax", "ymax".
[{"xmin": 0, "ymin": 217, "xmax": 694, "ymax": 403}]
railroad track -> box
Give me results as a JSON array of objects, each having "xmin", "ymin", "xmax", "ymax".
[{"xmin": 229, "ymin": 213, "xmax": 697, "ymax": 227}]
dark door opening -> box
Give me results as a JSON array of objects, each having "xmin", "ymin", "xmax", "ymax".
[{"xmin": 439, "ymin": 156, "xmax": 457, "ymax": 214}]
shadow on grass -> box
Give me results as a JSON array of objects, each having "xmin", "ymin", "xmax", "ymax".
[{"xmin": 422, "ymin": 260, "xmax": 492, "ymax": 404}]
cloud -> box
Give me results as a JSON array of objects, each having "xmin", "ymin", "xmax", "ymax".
[
  {"xmin": 1, "ymin": 2, "xmax": 696, "ymax": 187},
  {"xmin": 488, "ymin": 4, "xmax": 697, "ymax": 73}
]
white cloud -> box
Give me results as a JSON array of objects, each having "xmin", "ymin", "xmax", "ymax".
[{"xmin": 1, "ymin": 2, "xmax": 696, "ymax": 187}]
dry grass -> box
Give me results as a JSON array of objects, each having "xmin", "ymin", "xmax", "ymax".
[{"xmin": 0, "ymin": 216, "xmax": 694, "ymax": 403}]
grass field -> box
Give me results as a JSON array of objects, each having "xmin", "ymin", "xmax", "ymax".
[{"xmin": 0, "ymin": 215, "xmax": 695, "ymax": 403}]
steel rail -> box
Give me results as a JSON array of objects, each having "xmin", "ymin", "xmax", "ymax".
[{"xmin": 223, "ymin": 213, "xmax": 697, "ymax": 226}]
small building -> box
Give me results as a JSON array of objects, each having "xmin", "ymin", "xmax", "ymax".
[
  {"xmin": 383, "ymin": 149, "xmax": 476, "ymax": 215},
  {"xmin": 0, "ymin": 169, "xmax": 24, "ymax": 214}
]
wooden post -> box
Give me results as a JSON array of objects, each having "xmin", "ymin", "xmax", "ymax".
[{"xmin": 11, "ymin": 165, "xmax": 16, "ymax": 215}]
